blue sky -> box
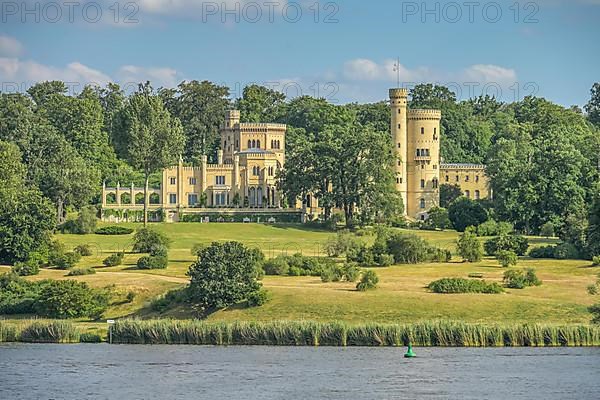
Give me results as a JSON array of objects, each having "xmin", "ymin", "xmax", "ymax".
[{"xmin": 1, "ymin": 0, "xmax": 599, "ymax": 106}]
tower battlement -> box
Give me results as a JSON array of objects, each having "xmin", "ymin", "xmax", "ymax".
[
  {"xmin": 408, "ymin": 109, "xmax": 442, "ymax": 120},
  {"xmin": 389, "ymin": 88, "xmax": 408, "ymax": 99}
]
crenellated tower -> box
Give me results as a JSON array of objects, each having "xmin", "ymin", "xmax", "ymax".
[{"xmin": 389, "ymin": 88, "xmax": 409, "ymax": 215}]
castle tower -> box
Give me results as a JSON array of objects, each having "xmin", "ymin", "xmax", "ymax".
[
  {"xmin": 389, "ymin": 88, "xmax": 409, "ymax": 215},
  {"xmin": 406, "ymin": 109, "xmax": 441, "ymax": 219},
  {"xmin": 225, "ymin": 110, "xmax": 240, "ymax": 128}
]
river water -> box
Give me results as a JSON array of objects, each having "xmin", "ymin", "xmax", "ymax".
[{"xmin": 0, "ymin": 344, "xmax": 599, "ymax": 399}]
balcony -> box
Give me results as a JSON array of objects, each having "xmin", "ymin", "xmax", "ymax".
[{"xmin": 414, "ymin": 155, "xmax": 431, "ymax": 161}]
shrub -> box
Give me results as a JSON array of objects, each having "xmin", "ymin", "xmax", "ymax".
[
  {"xmin": 325, "ymin": 232, "xmax": 363, "ymax": 258},
  {"xmin": 150, "ymin": 245, "xmax": 168, "ymax": 257},
  {"xmin": 191, "ymin": 243, "xmax": 207, "ymax": 257},
  {"xmin": 503, "ymin": 268, "xmax": 542, "ymax": 289},
  {"xmin": 356, "ymin": 270, "xmax": 378, "ymax": 291},
  {"xmin": 94, "ymin": 226, "xmax": 134, "ymax": 235},
  {"xmin": 47, "ymin": 240, "xmax": 66, "ymax": 267},
  {"xmin": 132, "ymin": 228, "xmax": 171, "ymax": 253},
  {"xmin": 593, "ymin": 256, "xmax": 600, "ymax": 267},
  {"xmin": 540, "ymin": 222, "xmax": 555, "ymax": 238},
  {"xmin": 477, "ymin": 219, "xmax": 498, "ymax": 237},
  {"xmin": 428, "ymin": 278, "xmax": 504, "ymax": 294},
  {"xmin": 346, "ymin": 243, "xmax": 375, "ymax": 266},
  {"xmin": 321, "ymin": 262, "xmax": 361, "ymax": 283},
  {"xmin": 484, "ymin": 235, "xmax": 529, "ymax": 256},
  {"xmin": 0, "ymin": 273, "xmax": 41, "ymax": 314},
  {"xmin": 496, "ymin": 250, "xmax": 518, "ymax": 268},
  {"xmin": 448, "ymin": 197, "xmax": 488, "ymax": 232},
  {"xmin": 553, "ymin": 242, "xmax": 580, "ymax": 260},
  {"xmin": 62, "ymin": 206, "xmax": 98, "ymax": 234},
  {"xmin": 12, "ymin": 252, "xmax": 44, "ymax": 276},
  {"xmin": 426, "ymin": 207, "xmax": 451, "ymax": 230},
  {"xmin": 263, "ymin": 257, "xmax": 290, "ymax": 275},
  {"xmin": 247, "ymin": 288, "xmax": 270, "ymax": 307},
  {"xmin": 34, "ymin": 280, "xmax": 109, "ymax": 319},
  {"xmin": 137, "ymin": 255, "xmax": 168, "ymax": 270},
  {"xmin": 67, "ymin": 267, "xmax": 96, "ymax": 276},
  {"xmin": 102, "ymin": 253, "xmax": 124, "ymax": 267},
  {"xmin": 457, "ymin": 229, "xmax": 483, "ymax": 262},
  {"xmin": 56, "ymin": 251, "xmax": 82, "ymax": 270},
  {"xmin": 187, "ymin": 241, "xmax": 263, "ymax": 310},
  {"xmin": 74, "ymin": 244, "xmax": 93, "ymax": 257},
  {"xmin": 529, "ymin": 245, "xmax": 556, "ymax": 259},
  {"xmin": 375, "ymin": 253, "xmax": 394, "ymax": 267},
  {"xmin": 386, "ymin": 233, "xmax": 428, "ymax": 264}
]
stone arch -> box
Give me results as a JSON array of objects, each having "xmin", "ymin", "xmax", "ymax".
[
  {"xmin": 120, "ymin": 192, "xmax": 131, "ymax": 204},
  {"xmin": 257, "ymin": 187, "xmax": 263, "ymax": 206},
  {"xmin": 105, "ymin": 192, "xmax": 116, "ymax": 205},
  {"xmin": 257, "ymin": 139, "xmax": 260, "ymax": 148},
  {"xmin": 135, "ymin": 193, "xmax": 145, "ymax": 204},
  {"xmin": 149, "ymin": 193, "xmax": 160, "ymax": 204}
]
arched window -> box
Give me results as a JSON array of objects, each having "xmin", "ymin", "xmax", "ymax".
[
  {"xmin": 420, "ymin": 179, "xmax": 425, "ymax": 189},
  {"xmin": 433, "ymin": 178, "xmax": 439, "ymax": 189},
  {"xmin": 416, "ymin": 149, "xmax": 420, "ymax": 157},
  {"xmin": 252, "ymin": 139, "xmax": 256, "ymax": 148},
  {"xmin": 257, "ymin": 140, "xmax": 261, "ymax": 149},
  {"xmin": 247, "ymin": 139, "xmax": 251, "ymax": 148},
  {"xmin": 475, "ymin": 190, "xmax": 480, "ymax": 200},
  {"xmin": 465, "ymin": 190, "xmax": 471, "ymax": 198},
  {"xmin": 271, "ymin": 140, "xmax": 274, "ymax": 148},
  {"xmin": 421, "ymin": 127, "xmax": 425, "ymax": 134},
  {"xmin": 420, "ymin": 198, "xmax": 425, "ymax": 209}
]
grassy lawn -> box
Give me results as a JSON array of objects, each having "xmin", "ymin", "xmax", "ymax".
[{"xmin": 2, "ymin": 222, "xmax": 597, "ymax": 328}]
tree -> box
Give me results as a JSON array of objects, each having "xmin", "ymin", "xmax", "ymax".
[
  {"xmin": 187, "ymin": 241, "xmax": 263, "ymax": 311},
  {"xmin": 496, "ymin": 250, "xmax": 518, "ymax": 268},
  {"xmin": 161, "ymin": 80, "xmax": 230, "ymax": 164},
  {"xmin": 132, "ymin": 227, "xmax": 171, "ymax": 253},
  {"xmin": 356, "ymin": 270, "xmax": 379, "ymax": 291},
  {"xmin": 34, "ymin": 280, "xmax": 109, "ymax": 319},
  {"xmin": 119, "ymin": 84, "xmax": 185, "ymax": 225},
  {"xmin": 235, "ymin": 84, "xmax": 286, "ymax": 123},
  {"xmin": 587, "ymin": 192, "xmax": 600, "ymax": 257},
  {"xmin": 540, "ymin": 222, "xmax": 555, "ymax": 238},
  {"xmin": 0, "ymin": 141, "xmax": 55, "ymax": 264},
  {"xmin": 457, "ymin": 229, "xmax": 483, "ymax": 262},
  {"xmin": 585, "ymin": 82, "xmax": 600, "ymax": 127},
  {"xmin": 427, "ymin": 207, "xmax": 451, "ymax": 230},
  {"xmin": 448, "ymin": 197, "xmax": 488, "ymax": 232},
  {"xmin": 29, "ymin": 132, "xmax": 98, "ymax": 224},
  {"xmin": 440, "ymin": 184, "xmax": 463, "ymax": 208},
  {"xmin": 26, "ymin": 80, "xmax": 68, "ymax": 106}
]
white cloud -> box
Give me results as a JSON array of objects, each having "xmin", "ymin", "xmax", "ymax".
[
  {"xmin": 117, "ymin": 65, "xmax": 180, "ymax": 88},
  {"xmin": 461, "ymin": 64, "xmax": 517, "ymax": 85},
  {"xmin": 0, "ymin": 58, "xmax": 111, "ymax": 87},
  {"xmin": 0, "ymin": 35, "xmax": 24, "ymax": 57},
  {"xmin": 343, "ymin": 58, "xmax": 431, "ymax": 82}
]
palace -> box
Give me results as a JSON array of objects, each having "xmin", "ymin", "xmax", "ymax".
[{"xmin": 101, "ymin": 89, "xmax": 491, "ymax": 222}]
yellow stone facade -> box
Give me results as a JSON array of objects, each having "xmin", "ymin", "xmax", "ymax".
[
  {"xmin": 102, "ymin": 91, "xmax": 492, "ymax": 222},
  {"xmin": 389, "ymin": 88, "xmax": 491, "ymax": 220}
]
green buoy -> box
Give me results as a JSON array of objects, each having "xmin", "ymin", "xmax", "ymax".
[{"xmin": 404, "ymin": 344, "xmax": 416, "ymax": 358}]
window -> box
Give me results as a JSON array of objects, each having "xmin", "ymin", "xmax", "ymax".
[
  {"xmin": 416, "ymin": 149, "xmax": 421, "ymax": 157},
  {"xmin": 465, "ymin": 175, "xmax": 470, "ymax": 182},
  {"xmin": 465, "ymin": 190, "xmax": 470, "ymax": 198},
  {"xmin": 433, "ymin": 178, "xmax": 439, "ymax": 189},
  {"xmin": 253, "ymin": 166, "xmax": 260, "ymax": 176},
  {"xmin": 169, "ymin": 177, "xmax": 176, "ymax": 185},
  {"xmin": 236, "ymin": 140, "xmax": 239, "ymax": 148},
  {"xmin": 257, "ymin": 140, "xmax": 261, "ymax": 148},
  {"xmin": 456, "ymin": 175, "xmax": 459, "ymax": 182},
  {"xmin": 476, "ymin": 175, "xmax": 480, "ymax": 182},
  {"xmin": 188, "ymin": 194, "xmax": 198, "ymax": 206},
  {"xmin": 421, "ymin": 127, "xmax": 425, "ymax": 134},
  {"xmin": 475, "ymin": 190, "xmax": 480, "ymax": 200},
  {"xmin": 247, "ymin": 139, "xmax": 251, "ymax": 148},
  {"xmin": 434, "ymin": 128, "xmax": 437, "ymax": 134},
  {"xmin": 169, "ymin": 194, "xmax": 177, "ymax": 204},
  {"xmin": 433, "ymin": 164, "xmax": 437, "ymax": 169},
  {"xmin": 399, "ymin": 177, "xmax": 403, "ymax": 184},
  {"xmin": 398, "ymin": 160, "xmax": 401, "ymax": 166},
  {"xmin": 420, "ymin": 179, "xmax": 425, "ymax": 189},
  {"xmin": 445, "ymin": 175, "xmax": 449, "ymax": 182},
  {"xmin": 398, "ymin": 124, "xmax": 401, "ymax": 129},
  {"xmin": 398, "ymin": 108, "xmax": 401, "ymax": 114},
  {"xmin": 252, "ymin": 139, "xmax": 256, "ymax": 148},
  {"xmin": 397, "ymin": 143, "xmax": 401, "ymax": 149},
  {"xmin": 420, "ymin": 198, "xmax": 426, "ymax": 209},
  {"xmin": 396, "ymin": 177, "xmax": 399, "ymax": 184},
  {"xmin": 215, "ymin": 176, "xmax": 225, "ymax": 185},
  {"xmin": 189, "ymin": 177, "xmax": 197, "ymax": 185},
  {"xmin": 215, "ymin": 192, "xmax": 227, "ymax": 206}
]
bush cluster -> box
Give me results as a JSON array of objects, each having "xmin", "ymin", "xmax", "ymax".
[
  {"xmin": 528, "ymin": 243, "xmax": 581, "ymax": 260},
  {"xmin": 496, "ymin": 250, "xmax": 518, "ymax": 268},
  {"xmin": 60, "ymin": 206, "xmax": 98, "ymax": 234},
  {"xmin": 428, "ymin": 278, "xmax": 504, "ymax": 294},
  {"xmin": 476, "ymin": 219, "xmax": 514, "ymax": 237},
  {"xmin": 263, "ymin": 253, "xmax": 335, "ymax": 276},
  {"xmin": 484, "ymin": 235, "xmax": 529, "ymax": 256},
  {"xmin": 457, "ymin": 229, "xmax": 483, "ymax": 262},
  {"xmin": 102, "ymin": 253, "xmax": 124, "ymax": 267},
  {"xmin": 56, "ymin": 252, "xmax": 82, "ymax": 270},
  {"xmin": 0, "ymin": 273, "xmax": 109, "ymax": 319},
  {"xmin": 320, "ymin": 262, "xmax": 361, "ymax": 283},
  {"xmin": 132, "ymin": 228, "xmax": 171, "ymax": 253},
  {"xmin": 356, "ymin": 270, "xmax": 379, "ymax": 291},
  {"xmin": 67, "ymin": 266, "xmax": 96, "ymax": 276},
  {"xmin": 503, "ymin": 268, "xmax": 542, "ymax": 289},
  {"xmin": 137, "ymin": 255, "xmax": 168, "ymax": 270},
  {"xmin": 12, "ymin": 252, "xmax": 45, "ymax": 276},
  {"xmin": 74, "ymin": 244, "xmax": 93, "ymax": 257},
  {"xmin": 94, "ymin": 226, "xmax": 134, "ymax": 235},
  {"xmin": 247, "ymin": 288, "xmax": 271, "ymax": 307},
  {"xmin": 386, "ymin": 232, "xmax": 451, "ymax": 264}
]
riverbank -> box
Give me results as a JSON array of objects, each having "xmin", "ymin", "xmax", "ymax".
[{"xmin": 2, "ymin": 319, "xmax": 600, "ymax": 347}]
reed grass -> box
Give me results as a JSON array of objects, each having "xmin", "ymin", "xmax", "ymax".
[
  {"xmin": 18, "ymin": 320, "xmax": 80, "ymax": 343},
  {"xmin": 111, "ymin": 319, "xmax": 600, "ymax": 347}
]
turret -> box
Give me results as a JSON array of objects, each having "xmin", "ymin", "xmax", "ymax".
[
  {"xmin": 390, "ymin": 88, "xmax": 409, "ymax": 215},
  {"xmin": 225, "ymin": 110, "xmax": 240, "ymax": 128}
]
